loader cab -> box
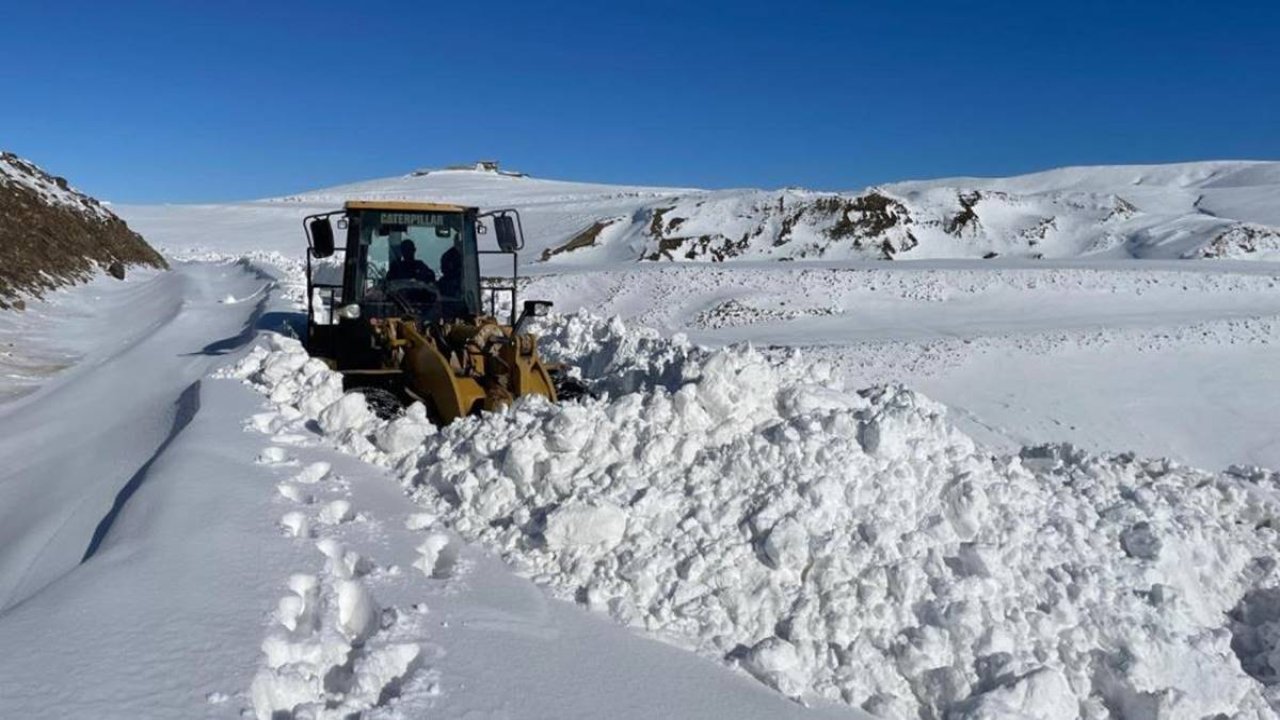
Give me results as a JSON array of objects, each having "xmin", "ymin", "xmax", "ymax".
[
  {"xmin": 344, "ymin": 202, "xmax": 483, "ymax": 322},
  {"xmin": 303, "ymin": 201, "xmax": 525, "ymax": 371}
]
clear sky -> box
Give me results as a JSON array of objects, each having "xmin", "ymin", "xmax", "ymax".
[{"xmin": 3, "ymin": 0, "xmax": 1277, "ymax": 202}]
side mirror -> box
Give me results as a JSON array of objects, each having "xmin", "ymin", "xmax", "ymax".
[
  {"xmin": 514, "ymin": 300, "xmax": 553, "ymax": 332},
  {"xmin": 523, "ymin": 300, "xmax": 552, "ymax": 318},
  {"xmin": 310, "ymin": 218, "xmax": 335, "ymax": 258},
  {"xmin": 494, "ymin": 215, "xmax": 519, "ymax": 252}
]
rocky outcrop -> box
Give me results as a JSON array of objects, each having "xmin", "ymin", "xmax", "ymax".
[
  {"xmin": 0, "ymin": 152, "xmax": 166, "ymax": 308},
  {"xmin": 1193, "ymin": 223, "xmax": 1280, "ymax": 259},
  {"xmin": 639, "ymin": 189, "xmax": 920, "ymax": 262}
]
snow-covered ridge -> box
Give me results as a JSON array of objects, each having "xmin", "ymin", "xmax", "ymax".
[
  {"xmin": 226, "ymin": 313, "xmax": 1280, "ymax": 719},
  {"xmin": 0, "ymin": 151, "xmax": 166, "ymax": 308},
  {"xmin": 0, "ymin": 152, "xmax": 113, "ymax": 222},
  {"xmin": 257, "ymin": 160, "xmax": 1280, "ymax": 264}
]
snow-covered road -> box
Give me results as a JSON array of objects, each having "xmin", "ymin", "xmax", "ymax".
[
  {"xmin": 0, "ymin": 262, "xmax": 273, "ymax": 611},
  {"xmin": 0, "ymin": 262, "xmax": 861, "ymax": 719}
]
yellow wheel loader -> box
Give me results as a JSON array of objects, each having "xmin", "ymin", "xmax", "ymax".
[{"xmin": 302, "ymin": 201, "xmax": 582, "ymax": 424}]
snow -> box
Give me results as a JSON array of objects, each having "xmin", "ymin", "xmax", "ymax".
[
  {"xmin": 4, "ymin": 160, "xmax": 1280, "ymax": 718},
  {"xmin": 542, "ymin": 501, "xmax": 628, "ymax": 551},
  {"xmin": 226, "ymin": 311, "xmax": 1280, "ymax": 718},
  {"xmin": 0, "ymin": 262, "xmax": 844, "ymax": 720},
  {"xmin": 519, "ymin": 261, "xmax": 1280, "ymax": 470},
  {"xmin": 118, "ymin": 159, "xmax": 1280, "ymax": 264},
  {"xmin": 0, "ymin": 152, "xmax": 114, "ymax": 221}
]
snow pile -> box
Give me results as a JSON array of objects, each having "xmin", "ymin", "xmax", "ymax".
[{"xmin": 226, "ymin": 317, "xmax": 1280, "ymax": 718}]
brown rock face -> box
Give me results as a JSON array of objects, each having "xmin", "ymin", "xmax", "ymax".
[{"xmin": 0, "ymin": 152, "xmax": 167, "ymax": 308}]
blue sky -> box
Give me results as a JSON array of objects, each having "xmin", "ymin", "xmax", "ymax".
[{"xmin": 2, "ymin": 0, "xmax": 1277, "ymax": 202}]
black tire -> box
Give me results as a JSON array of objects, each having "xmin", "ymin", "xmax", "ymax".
[
  {"xmin": 553, "ymin": 375, "xmax": 595, "ymax": 403},
  {"xmin": 357, "ymin": 387, "xmax": 405, "ymax": 419}
]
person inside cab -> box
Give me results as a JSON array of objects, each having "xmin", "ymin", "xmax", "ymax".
[
  {"xmin": 387, "ymin": 239, "xmax": 436, "ymax": 284},
  {"xmin": 438, "ymin": 245, "xmax": 462, "ymax": 297}
]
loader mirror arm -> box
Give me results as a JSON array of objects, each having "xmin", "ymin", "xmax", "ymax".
[{"xmin": 514, "ymin": 300, "xmax": 553, "ymax": 332}]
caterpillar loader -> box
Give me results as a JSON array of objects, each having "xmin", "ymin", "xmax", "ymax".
[{"xmin": 302, "ymin": 201, "xmax": 581, "ymax": 423}]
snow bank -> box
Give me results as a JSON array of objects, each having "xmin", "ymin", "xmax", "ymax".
[{"xmin": 225, "ymin": 316, "xmax": 1280, "ymax": 718}]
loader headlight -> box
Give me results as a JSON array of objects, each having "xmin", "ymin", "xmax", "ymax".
[{"xmin": 337, "ymin": 303, "xmax": 361, "ymax": 320}]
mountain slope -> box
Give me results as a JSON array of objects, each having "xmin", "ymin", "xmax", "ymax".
[
  {"xmin": 0, "ymin": 152, "xmax": 166, "ymax": 308},
  {"xmin": 260, "ymin": 161, "xmax": 1280, "ymax": 264}
]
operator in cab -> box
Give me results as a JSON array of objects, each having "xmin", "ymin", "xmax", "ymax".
[{"xmin": 388, "ymin": 239, "xmax": 437, "ymax": 284}]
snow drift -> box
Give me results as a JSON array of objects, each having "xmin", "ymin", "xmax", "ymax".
[{"xmin": 226, "ymin": 315, "xmax": 1280, "ymax": 718}]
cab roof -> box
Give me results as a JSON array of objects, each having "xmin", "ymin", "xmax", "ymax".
[{"xmin": 343, "ymin": 200, "xmax": 471, "ymax": 213}]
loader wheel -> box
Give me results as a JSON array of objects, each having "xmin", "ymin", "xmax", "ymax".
[
  {"xmin": 553, "ymin": 376, "xmax": 594, "ymax": 403},
  {"xmin": 357, "ymin": 387, "xmax": 404, "ymax": 419}
]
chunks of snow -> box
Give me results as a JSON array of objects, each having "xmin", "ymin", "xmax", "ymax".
[
  {"xmin": 954, "ymin": 667, "xmax": 1077, "ymax": 720},
  {"xmin": 256, "ymin": 446, "xmax": 292, "ymax": 465},
  {"xmin": 275, "ymin": 483, "xmax": 312, "ymax": 505},
  {"xmin": 405, "ymin": 512, "xmax": 437, "ymax": 530},
  {"xmin": 278, "ymin": 511, "xmax": 310, "ymax": 538},
  {"xmin": 1120, "ymin": 521, "xmax": 1161, "ymax": 560},
  {"xmin": 336, "ymin": 579, "xmax": 379, "ymax": 644},
  {"xmin": 251, "ymin": 569, "xmax": 414, "ymax": 720},
  {"xmin": 315, "ymin": 539, "xmax": 368, "ymax": 580},
  {"xmin": 291, "ymin": 461, "xmax": 331, "ymax": 485},
  {"xmin": 760, "ymin": 516, "xmax": 808, "ymax": 571},
  {"xmin": 414, "ymin": 531, "xmax": 457, "ymax": 579},
  {"xmin": 740, "ymin": 637, "xmax": 808, "ymax": 698},
  {"xmin": 318, "ymin": 393, "xmax": 375, "ymax": 435},
  {"xmin": 375, "ymin": 402, "xmax": 434, "ymax": 454},
  {"xmin": 543, "ymin": 502, "xmax": 627, "ymax": 551},
  {"xmin": 318, "ymin": 499, "xmax": 354, "ymax": 526},
  {"xmin": 231, "ymin": 312, "xmax": 1280, "ymax": 718}
]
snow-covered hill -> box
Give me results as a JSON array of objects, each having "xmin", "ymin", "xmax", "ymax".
[
  {"xmin": 0, "ymin": 152, "xmax": 166, "ymax": 307},
  {"xmin": 250, "ymin": 160, "xmax": 1280, "ymax": 264}
]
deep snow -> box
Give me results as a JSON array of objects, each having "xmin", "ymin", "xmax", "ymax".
[
  {"xmin": 224, "ymin": 312, "xmax": 1280, "ymax": 718},
  {"xmin": 115, "ymin": 166, "xmax": 1280, "ymax": 469},
  {"xmin": 2, "ymin": 162, "xmax": 1279, "ymax": 718},
  {"xmin": 0, "ymin": 259, "xmax": 860, "ymax": 720}
]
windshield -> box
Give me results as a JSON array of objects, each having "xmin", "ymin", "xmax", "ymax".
[{"xmin": 357, "ymin": 210, "xmax": 479, "ymax": 318}]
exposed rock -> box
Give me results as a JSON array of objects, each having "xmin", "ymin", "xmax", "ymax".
[
  {"xmin": 1195, "ymin": 223, "xmax": 1280, "ymax": 259},
  {"xmin": 107, "ymin": 260, "xmax": 126, "ymax": 280},
  {"xmin": 0, "ymin": 151, "xmax": 166, "ymax": 309},
  {"xmin": 945, "ymin": 190, "xmax": 982, "ymax": 235},
  {"xmin": 541, "ymin": 218, "xmax": 620, "ymax": 261},
  {"xmin": 640, "ymin": 190, "xmax": 916, "ymax": 262}
]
